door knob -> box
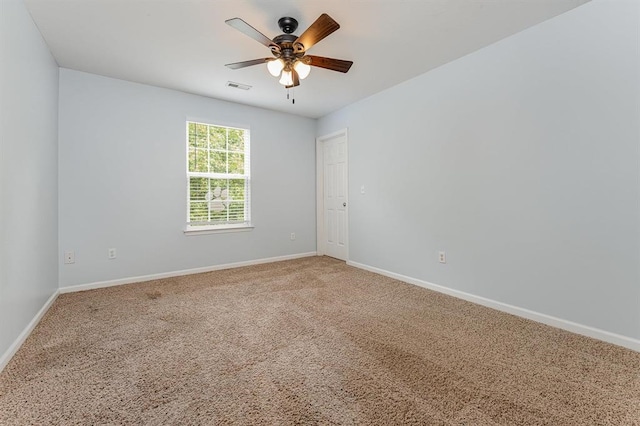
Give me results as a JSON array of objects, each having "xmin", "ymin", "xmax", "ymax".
[{"xmin": 343, "ymin": 202, "xmax": 347, "ymax": 207}]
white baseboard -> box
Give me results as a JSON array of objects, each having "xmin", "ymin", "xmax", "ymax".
[
  {"xmin": 59, "ymin": 252, "xmax": 318, "ymax": 294},
  {"xmin": 0, "ymin": 290, "xmax": 59, "ymax": 373},
  {"xmin": 6, "ymin": 253, "xmax": 633, "ymax": 377},
  {"xmin": 347, "ymin": 260, "xmax": 640, "ymax": 353}
]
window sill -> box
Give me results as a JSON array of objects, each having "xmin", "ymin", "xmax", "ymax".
[{"xmin": 184, "ymin": 225, "xmax": 254, "ymax": 236}]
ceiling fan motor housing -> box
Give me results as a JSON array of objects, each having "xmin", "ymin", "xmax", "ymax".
[{"xmin": 272, "ymin": 34, "xmax": 300, "ymax": 60}]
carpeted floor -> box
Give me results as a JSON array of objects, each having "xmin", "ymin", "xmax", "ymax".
[{"xmin": 1, "ymin": 256, "xmax": 639, "ymax": 425}]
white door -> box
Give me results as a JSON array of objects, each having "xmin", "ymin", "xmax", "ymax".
[{"xmin": 321, "ymin": 132, "xmax": 348, "ymax": 260}]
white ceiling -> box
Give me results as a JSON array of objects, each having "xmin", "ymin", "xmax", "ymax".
[{"xmin": 25, "ymin": 0, "xmax": 589, "ymax": 119}]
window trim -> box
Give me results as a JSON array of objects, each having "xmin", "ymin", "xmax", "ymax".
[{"xmin": 185, "ymin": 120, "xmax": 251, "ymax": 233}]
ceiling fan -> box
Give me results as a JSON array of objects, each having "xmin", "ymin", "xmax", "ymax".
[{"xmin": 225, "ymin": 13, "xmax": 353, "ymax": 89}]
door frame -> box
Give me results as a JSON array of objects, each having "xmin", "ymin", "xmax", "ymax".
[{"xmin": 316, "ymin": 128, "xmax": 349, "ymax": 259}]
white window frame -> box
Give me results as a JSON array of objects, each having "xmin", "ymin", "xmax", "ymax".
[{"xmin": 184, "ymin": 121, "xmax": 252, "ymax": 235}]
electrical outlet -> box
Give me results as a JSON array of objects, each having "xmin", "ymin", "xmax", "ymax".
[
  {"xmin": 64, "ymin": 251, "xmax": 75, "ymax": 264},
  {"xmin": 438, "ymin": 251, "xmax": 446, "ymax": 264},
  {"xmin": 290, "ymin": 233, "xmax": 296, "ymax": 241},
  {"xmin": 108, "ymin": 248, "xmax": 117, "ymax": 259}
]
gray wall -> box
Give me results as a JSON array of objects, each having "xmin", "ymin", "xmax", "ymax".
[
  {"xmin": 318, "ymin": 0, "xmax": 640, "ymax": 340},
  {"xmin": 58, "ymin": 70, "xmax": 317, "ymax": 287},
  {"xmin": 0, "ymin": 0, "xmax": 59, "ymax": 355}
]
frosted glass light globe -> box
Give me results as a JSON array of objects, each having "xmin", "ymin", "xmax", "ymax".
[
  {"xmin": 279, "ymin": 70, "xmax": 293, "ymax": 86},
  {"xmin": 294, "ymin": 61, "xmax": 311, "ymax": 79},
  {"xmin": 267, "ymin": 59, "xmax": 284, "ymax": 77}
]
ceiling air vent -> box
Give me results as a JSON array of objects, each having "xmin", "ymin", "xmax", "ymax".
[{"xmin": 226, "ymin": 81, "xmax": 252, "ymax": 90}]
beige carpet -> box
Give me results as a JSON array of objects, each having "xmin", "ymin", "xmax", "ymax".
[{"xmin": 1, "ymin": 256, "xmax": 639, "ymax": 425}]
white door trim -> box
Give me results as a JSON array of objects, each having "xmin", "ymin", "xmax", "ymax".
[{"xmin": 316, "ymin": 128, "xmax": 349, "ymax": 259}]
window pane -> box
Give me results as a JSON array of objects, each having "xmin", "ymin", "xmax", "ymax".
[
  {"xmin": 208, "ymin": 178, "xmax": 228, "ymax": 224},
  {"xmin": 228, "ymin": 178, "xmax": 246, "ymax": 201},
  {"xmin": 210, "ymin": 151, "xmax": 227, "ymax": 173},
  {"xmin": 210, "ymin": 126, "xmax": 226, "ymax": 150},
  {"xmin": 188, "ymin": 147, "xmax": 195, "ymax": 172},
  {"xmin": 189, "ymin": 177, "xmax": 209, "ymax": 201},
  {"xmin": 195, "ymin": 124, "xmax": 208, "ymax": 148},
  {"xmin": 188, "ymin": 147, "xmax": 208, "ymax": 173},
  {"xmin": 228, "ymin": 128, "xmax": 244, "ymax": 152},
  {"xmin": 188, "ymin": 123, "xmax": 196, "ymax": 149},
  {"xmin": 208, "ymin": 179, "xmax": 228, "ymax": 203},
  {"xmin": 209, "ymin": 207, "xmax": 227, "ymax": 223},
  {"xmin": 190, "ymin": 202, "xmax": 208, "ymax": 222},
  {"xmin": 227, "ymin": 201, "xmax": 245, "ymax": 222},
  {"xmin": 190, "ymin": 148, "xmax": 208, "ymax": 172},
  {"xmin": 228, "ymin": 152, "xmax": 244, "ymax": 174}
]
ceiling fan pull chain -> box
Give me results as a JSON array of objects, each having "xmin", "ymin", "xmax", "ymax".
[{"xmin": 286, "ymin": 88, "xmax": 295, "ymax": 104}]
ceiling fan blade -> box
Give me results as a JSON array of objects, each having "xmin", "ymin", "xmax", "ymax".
[
  {"xmin": 294, "ymin": 13, "xmax": 340, "ymax": 52},
  {"xmin": 225, "ymin": 18, "xmax": 279, "ymax": 52},
  {"xmin": 225, "ymin": 58, "xmax": 271, "ymax": 70},
  {"xmin": 286, "ymin": 69, "xmax": 301, "ymax": 88},
  {"xmin": 306, "ymin": 55, "xmax": 353, "ymax": 73}
]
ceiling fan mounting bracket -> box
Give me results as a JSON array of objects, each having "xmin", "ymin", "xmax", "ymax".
[{"xmin": 277, "ymin": 17, "xmax": 298, "ymax": 34}]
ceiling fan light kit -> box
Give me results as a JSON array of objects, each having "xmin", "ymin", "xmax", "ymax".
[
  {"xmin": 225, "ymin": 13, "xmax": 353, "ymax": 102},
  {"xmin": 267, "ymin": 58, "xmax": 309, "ymax": 82}
]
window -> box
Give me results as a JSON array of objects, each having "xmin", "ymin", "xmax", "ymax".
[{"xmin": 186, "ymin": 121, "xmax": 251, "ymax": 232}]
